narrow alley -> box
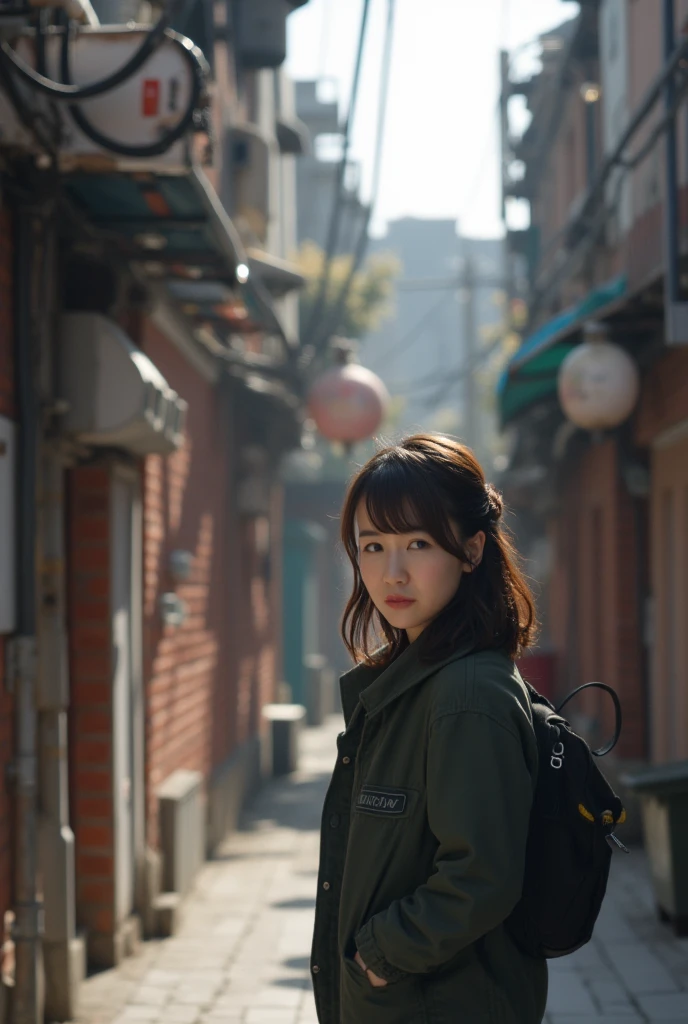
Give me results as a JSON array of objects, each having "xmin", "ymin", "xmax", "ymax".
[{"xmin": 73, "ymin": 719, "xmax": 688, "ymax": 1024}]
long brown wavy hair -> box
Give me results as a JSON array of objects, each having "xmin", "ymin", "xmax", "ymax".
[{"xmin": 341, "ymin": 434, "xmax": 538, "ymax": 666}]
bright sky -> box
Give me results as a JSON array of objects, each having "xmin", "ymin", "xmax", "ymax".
[{"xmin": 287, "ymin": 0, "xmax": 579, "ymax": 239}]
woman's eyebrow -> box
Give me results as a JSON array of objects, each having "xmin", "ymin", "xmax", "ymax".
[{"xmin": 358, "ymin": 530, "xmax": 379, "ymax": 537}]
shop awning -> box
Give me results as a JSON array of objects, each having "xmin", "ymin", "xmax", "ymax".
[
  {"xmin": 62, "ymin": 164, "xmax": 293, "ymax": 347},
  {"xmin": 497, "ymin": 273, "xmax": 628, "ymax": 424}
]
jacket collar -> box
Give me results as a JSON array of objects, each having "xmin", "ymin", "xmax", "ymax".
[{"xmin": 340, "ymin": 638, "xmax": 474, "ymax": 728}]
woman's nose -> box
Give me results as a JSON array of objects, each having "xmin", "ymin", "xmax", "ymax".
[{"xmin": 383, "ymin": 556, "xmax": 409, "ymax": 585}]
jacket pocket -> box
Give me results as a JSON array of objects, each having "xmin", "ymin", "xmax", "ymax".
[
  {"xmin": 339, "ymin": 956, "xmax": 426, "ymax": 1024},
  {"xmin": 422, "ymin": 950, "xmax": 518, "ymax": 1024}
]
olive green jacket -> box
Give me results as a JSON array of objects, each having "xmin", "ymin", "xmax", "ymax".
[{"xmin": 310, "ymin": 641, "xmax": 548, "ymax": 1024}]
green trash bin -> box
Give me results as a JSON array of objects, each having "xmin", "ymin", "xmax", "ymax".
[{"xmin": 621, "ymin": 760, "xmax": 688, "ymax": 936}]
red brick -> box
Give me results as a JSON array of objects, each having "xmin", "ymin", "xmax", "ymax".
[
  {"xmin": 74, "ymin": 768, "xmax": 112, "ymax": 794},
  {"xmin": 75, "ymin": 795, "xmax": 112, "ymax": 820},
  {"xmin": 71, "ymin": 648, "xmax": 111, "ymax": 675},
  {"xmin": 77, "ymin": 880, "xmax": 114, "ymax": 904},
  {"xmin": 76, "ymin": 824, "xmax": 113, "ymax": 849},
  {"xmin": 75, "ymin": 517, "xmax": 109, "ymax": 543},
  {"xmin": 72, "ymin": 545, "xmax": 109, "ymax": 573},
  {"xmin": 72, "ymin": 625, "xmax": 110, "ymax": 651},
  {"xmin": 74, "ymin": 709, "xmax": 111, "ymax": 735},
  {"xmin": 76, "ymin": 853, "xmax": 113, "ymax": 878},
  {"xmin": 93, "ymin": 907, "xmax": 114, "ymax": 933},
  {"xmin": 73, "ymin": 738, "xmax": 110, "ymax": 766}
]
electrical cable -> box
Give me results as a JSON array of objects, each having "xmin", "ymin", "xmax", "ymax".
[
  {"xmin": 62, "ymin": 27, "xmax": 209, "ymax": 158},
  {"xmin": 310, "ymin": 0, "xmax": 396, "ymax": 355},
  {"xmin": 415, "ymin": 334, "xmax": 505, "ymax": 410},
  {"xmin": 0, "ymin": 4, "xmax": 170, "ymax": 101},
  {"xmin": 0, "ymin": 24, "xmax": 58, "ymax": 154},
  {"xmin": 302, "ymin": 0, "xmax": 372, "ymax": 347},
  {"xmin": 367, "ymin": 290, "xmax": 452, "ymax": 368}
]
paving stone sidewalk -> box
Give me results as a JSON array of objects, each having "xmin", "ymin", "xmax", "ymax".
[{"xmin": 74, "ymin": 717, "xmax": 688, "ymax": 1024}]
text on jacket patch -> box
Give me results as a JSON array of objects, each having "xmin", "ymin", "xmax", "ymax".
[{"xmin": 356, "ymin": 785, "xmax": 408, "ymax": 816}]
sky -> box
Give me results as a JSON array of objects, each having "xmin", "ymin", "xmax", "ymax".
[{"xmin": 287, "ymin": 0, "xmax": 579, "ymax": 240}]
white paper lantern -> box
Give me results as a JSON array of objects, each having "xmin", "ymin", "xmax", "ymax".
[{"xmin": 557, "ymin": 337, "xmax": 640, "ymax": 430}]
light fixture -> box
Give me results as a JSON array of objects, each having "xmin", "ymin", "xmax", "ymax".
[
  {"xmin": 159, "ymin": 592, "xmax": 187, "ymax": 627},
  {"xmin": 557, "ymin": 321, "xmax": 640, "ymax": 430},
  {"xmin": 580, "ymin": 82, "xmax": 601, "ymax": 104},
  {"xmin": 135, "ymin": 232, "xmax": 168, "ymax": 251},
  {"xmin": 236, "ymin": 263, "xmax": 250, "ymax": 284},
  {"xmin": 169, "ymin": 550, "xmax": 194, "ymax": 582}
]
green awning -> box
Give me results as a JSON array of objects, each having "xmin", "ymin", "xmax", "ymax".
[{"xmin": 497, "ymin": 274, "xmax": 627, "ymax": 424}]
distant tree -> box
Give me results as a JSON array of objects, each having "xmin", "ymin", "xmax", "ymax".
[{"xmin": 296, "ymin": 241, "xmax": 400, "ymax": 341}]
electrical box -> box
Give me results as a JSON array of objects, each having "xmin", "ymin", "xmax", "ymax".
[
  {"xmin": 234, "ymin": 0, "xmax": 289, "ymax": 69},
  {"xmin": 0, "ymin": 26, "xmax": 203, "ymax": 173},
  {"xmin": 0, "ymin": 415, "xmax": 16, "ymax": 635}
]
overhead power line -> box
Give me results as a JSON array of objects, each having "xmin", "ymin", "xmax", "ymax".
[
  {"xmin": 369, "ymin": 290, "xmax": 452, "ymax": 367},
  {"xmin": 303, "ymin": 0, "xmax": 373, "ymax": 348},
  {"xmin": 311, "ymin": 0, "xmax": 397, "ymax": 355}
]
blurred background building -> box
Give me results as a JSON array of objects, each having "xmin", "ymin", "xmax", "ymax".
[{"xmin": 498, "ymin": 0, "xmax": 688, "ymax": 807}]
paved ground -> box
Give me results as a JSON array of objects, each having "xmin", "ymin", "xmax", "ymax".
[{"xmin": 75, "ymin": 717, "xmax": 688, "ymax": 1024}]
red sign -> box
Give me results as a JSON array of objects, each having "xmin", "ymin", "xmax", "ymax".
[{"xmin": 142, "ymin": 79, "xmax": 160, "ymax": 117}]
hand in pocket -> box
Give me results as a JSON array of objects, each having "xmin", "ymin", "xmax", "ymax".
[{"xmin": 355, "ymin": 950, "xmax": 388, "ymax": 988}]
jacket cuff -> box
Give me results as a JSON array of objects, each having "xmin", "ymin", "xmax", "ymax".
[{"xmin": 354, "ymin": 920, "xmax": 409, "ymax": 984}]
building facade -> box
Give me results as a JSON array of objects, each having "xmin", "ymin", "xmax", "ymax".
[
  {"xmin": 498, "ymin": 0, "xmax": 688, "ymax": 802},
  {"xmin": 0, "ymin": 2, "xmax": 310, "ymax": 1021}
]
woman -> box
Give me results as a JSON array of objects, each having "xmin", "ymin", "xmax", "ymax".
[{"xmin": 310, "ymin": 434, "xmax": 548, "ymax": 1024}]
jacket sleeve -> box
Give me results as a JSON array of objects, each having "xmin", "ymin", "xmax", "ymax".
[{"xmin": 354, "ymin": 709, "xmax": 534, "ymax": 981}]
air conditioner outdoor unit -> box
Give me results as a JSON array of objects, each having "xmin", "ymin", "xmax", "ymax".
[
  {"xmin": 0, "ymin": 26, "xmax": 204, "ymax": 173},
  {"xmin": 59, "ymin": 312, "xmax": 187, "ymax": 456},
  {"xmin": 228, "ymin": 124, "xmax": 271, "ymax": 243}
]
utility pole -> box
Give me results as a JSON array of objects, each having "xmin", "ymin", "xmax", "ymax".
[{"xmin": 460, "ymin": 254, "xmax": 479, "ymax": 456}]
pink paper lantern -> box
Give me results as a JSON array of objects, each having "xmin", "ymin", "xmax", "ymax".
[{"xmin": 308, "ymin": 362, "xmax": 389, "ymax": 443}]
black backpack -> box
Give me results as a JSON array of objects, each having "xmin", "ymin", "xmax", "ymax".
[{"xmin": 505, "ymin": 681, "xmax": 629, "ymax": 959}]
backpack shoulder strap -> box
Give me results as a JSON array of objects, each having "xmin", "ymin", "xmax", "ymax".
[
  {"xmin": 522, "ymin": 679, "xmax": 556, "ymax": 712},
  {"xmin": 555, "ymin": 682, "xmax": 623, "ymax": 757}
]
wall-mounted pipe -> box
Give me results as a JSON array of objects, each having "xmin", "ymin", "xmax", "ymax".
[{"xmin": 12, "ymin": 207, "xmax": 43, "ymax": 1024}]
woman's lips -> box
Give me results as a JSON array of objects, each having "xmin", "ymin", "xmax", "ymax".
[{"xmin": 385, "ymin": 597, "xmax": 415, "ymax": 608}]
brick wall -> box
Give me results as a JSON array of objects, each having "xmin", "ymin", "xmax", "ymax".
[
  {"xmin": 139, "ymin": 321, "xmax": 280, "ymax": 852},
  {"xmin": 548, "ymin": 438, "xmax": 647, "ymax": 760},
  {"xmin": 67, "ymin": 465, "xmax": 116, "ymax": 948},
  {"xmin": 635, "ymin": 346, "xmax": 688, "ymax": 446},
  {"xmin": 0, "ymin": 206, "xmax": 14, "ymax": 927}
]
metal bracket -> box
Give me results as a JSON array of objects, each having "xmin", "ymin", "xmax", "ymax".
[
  {"xmin": 664, "ymin": 302, "xmax": 688, "ymax": 344},
  {"xmin": 4, "ymin": 636, "xmax": 37, "ymax": 695}
]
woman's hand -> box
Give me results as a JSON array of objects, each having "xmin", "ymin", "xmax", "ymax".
[{"xmin": 354, "ymin": 950, "xmax": 388, "ymax": 988}]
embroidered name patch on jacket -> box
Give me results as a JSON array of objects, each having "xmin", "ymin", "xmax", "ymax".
[{"xmin": 356, "ymin": 785, "xmax": 408, "ymax": 816}]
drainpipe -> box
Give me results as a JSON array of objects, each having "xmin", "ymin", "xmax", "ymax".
[
  {"xmin": 663, "ymin": 0, "xmax": 688, "ymax": 344},
  {"xmin": 35, "ymin": 218, "xmax": 84, "ymax": 1020},
  {"xmin": 11, "ymin": 207, "xmax": 43, "ymax": 1024}
]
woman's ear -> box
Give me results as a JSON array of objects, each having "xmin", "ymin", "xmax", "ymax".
[{"xmin": 462, "ymin": 530, "xmax": 486, "ymax": 572}]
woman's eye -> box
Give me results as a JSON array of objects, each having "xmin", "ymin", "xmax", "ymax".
[
  {"xmin": 362, "ymin": 542, "xmax": 382, "ymax": 553},
  {"xmin": 409, "ymin": 539, "xmax": 430, "ymax": 550}
]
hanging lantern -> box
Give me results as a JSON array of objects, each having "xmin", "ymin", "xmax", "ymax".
[
  {"xmin": 307, "ymin": 342, "xmax": 389, "ymax": 444},
  {"xmin": 557, "ymin": 322, "xmax": 640, "ymax": 430}
]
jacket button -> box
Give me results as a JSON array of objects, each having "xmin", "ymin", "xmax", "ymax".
[
  {"xmin": 312, "ymin": 965, "xmax": 320, "ymax": 974},
  {"xmin": 323, "ymin": 881, "xmax": 331, "ymax": 891},
  {"xmin": 329, "ymin": 814, "xmax": 340, "ymax": 828},
  {"xmin": 342, "ymin": 756, "xmax": 351, "ymax": 765}
]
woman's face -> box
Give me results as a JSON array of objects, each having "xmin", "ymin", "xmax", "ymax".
[{"xmin": 356, "ymin": 500, "xmax": 485, "ymax": 643}]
